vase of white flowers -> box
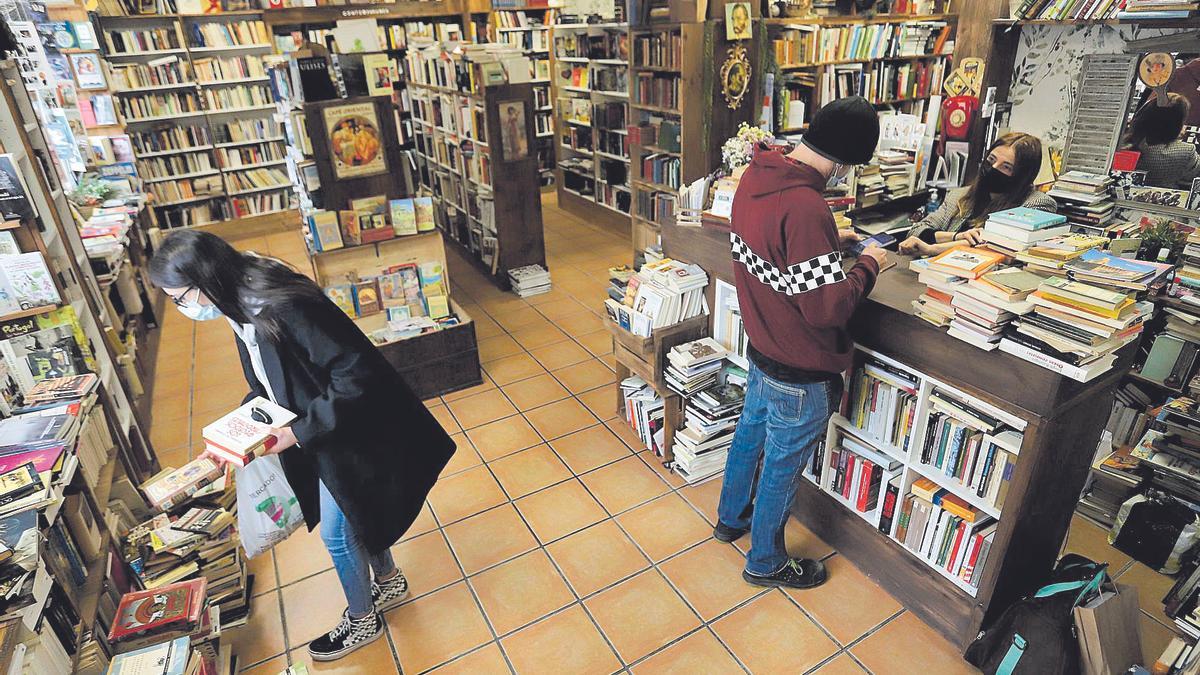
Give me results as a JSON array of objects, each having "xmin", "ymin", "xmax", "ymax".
[{"xmin": 721, "ymin": 123, "xmax": 774, "ymax": 173}]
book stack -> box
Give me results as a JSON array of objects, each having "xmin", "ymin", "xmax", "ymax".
[
  {"xmin": 1118, "ymin": 0, "xmax": 1200, "ymax": 19},
  {"xmin": 1011, "ymin": 234, "xmax": 1108, "ymax": 276},
  {"xmin": 619, "ymin": 376, "xmax": 666, "ymax": 455},
  {"xmin": 1001, "ymin": 276, "xmax": 1150, "ymax": 381},
  {"xmin": 109, "ymin": 578, "xmax": 219, "ymax": 658},
  {"xmin": 855, "ymin": 164, "xmax": 885, "ymax": 209},
  {"xmin": 910, "ymin": 249, "xmax": 1007, "ymax": 327},
  {"xmin": 1174, "ymin": 231, "xmax": 1200, "ymax": 301},
  {"xmin": 947, "ymin": 267, "xmax": 1041, "ymax": 352},
  {"xmin": 1047, "ymin": 171, "xmax": 1116, "ymax": 236},
  {"xmin": 106, "ymin": 636, "xmax": 236, "ymax": 675},
  {"xmin": 508, "ymin": 265, "xmax": 552, "ymax": 298},
  {"xmin": 201, "ymin": 397, "xmax": 296, "ymax": 468},
  {"xmin": 604, "ymin": 258, "xmax": 709, "ymax": 337},
  {"xmin": 1062, "ymin": 248, "xmax": 1174, "ymax": 293},
  {"xmin": 895, "ymin": 480, "xmax": 998, "ymax": 590},
  {"xmin": 876, "ymin": 150, "xmax": 914, "ymax": 202},
  {"xmin": 140, "ymin": 457, "xmax": 223, "ymax": 512},
  {"xmin": 673, "ymin": 377, "xmax": 746, "ymax": 484},
  {"xmin": 664, "ymin": 338, "xmax": 727, "ymax": 398},
  {"xmin": 607, "ymin": 265, "xmax": 633, "ymax": 303},
  {"xmin": 979, "ymin": 206, "xmax": 1070, "ymax": 255},
  {"xmin": 846, "ymin": 359, "xmax": 918, "ymax": 452}
]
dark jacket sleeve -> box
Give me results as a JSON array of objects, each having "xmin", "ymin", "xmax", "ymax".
[
  {"xmin": 782, "ymin": 192, "xmax": 879, "ymax": 329},
  {"xmin": 234, "ymin": 337, "xmax": 268, "ymax": 406},
  {"xmin": 279, "ymin": 296, "xmax": 382, "ymax": 450}
]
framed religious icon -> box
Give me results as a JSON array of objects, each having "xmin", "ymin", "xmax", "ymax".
[{"xmin": 498, "ymin": 99, "xmax": 529, "ymax": 161}]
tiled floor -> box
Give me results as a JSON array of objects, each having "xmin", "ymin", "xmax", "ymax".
[{"xmin": 147, "ymin": 194, "xmax": 1180, "ymax": 674}]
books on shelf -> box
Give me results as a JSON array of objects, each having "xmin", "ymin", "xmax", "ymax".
[
  {"xmin": 673, "ymin": 374, "xmax": 746, "ymax": 484},
  {"xmin": 895, "ymin": 489, "xmax": 997, "ymax": 590},
  {"xmin": 827, "ymin": 431, "xmax": 903, "ymax": 517},
  {"xmin": 847, "ymin": 359, "xmax": 919, "ymax": 451},
  {"xmin": 620, "ymin": 376, "xmax": 666, "ymax": 456},
  {"xmin": 664, "ymin": 338, "xmax": 728, "ymax": 398},
  {"xmin": 603, "ymin": 257, "xmax": 708, "ymax": 337}
]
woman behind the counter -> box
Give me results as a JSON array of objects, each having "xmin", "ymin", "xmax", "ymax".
[{"xmin": 899, "ymin": 132, "xmax": 1055, "ymax": 257}]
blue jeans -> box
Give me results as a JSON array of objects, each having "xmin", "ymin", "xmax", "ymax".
[
  {"xmin": 717, "ymin": 363, "xmax": 838, "ymax": 576},
  {"xmin": 319, "ymin": 481, "xmax": 396, "ymax": 617}
]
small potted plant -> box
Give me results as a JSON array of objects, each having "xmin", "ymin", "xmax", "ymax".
[
  {"xmin": 68, "ymin": 177, "xmax": 115, "ymax": 220},
  {"xmin": 1136, "ymin": 218, "xmax": 1186, "ymax": 263}
]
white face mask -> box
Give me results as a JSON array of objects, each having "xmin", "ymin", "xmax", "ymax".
[
  {"xmin": 826, "ymin": 162, "xmax": 851, "ymax": 189},
  {"xmin": 177, "ymin": 302, "xmax": 223, "ymax": 322}
]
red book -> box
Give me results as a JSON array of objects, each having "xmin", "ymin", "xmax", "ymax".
[
  {"xmin": 961, "ymin": 532, "xmax": 985, "ymax": 582},
  {"xmin": 109, "ymin": 578, "xmax": 207, "ymax": 642},
  {"xmin": 855, "ymin": 459, "xmax": 874, "ymax": 512}
]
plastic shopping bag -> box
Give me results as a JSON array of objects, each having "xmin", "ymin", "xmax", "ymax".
[{"xmin": 236, "ymin": 455, "xmax": 303, "ymax": 558}]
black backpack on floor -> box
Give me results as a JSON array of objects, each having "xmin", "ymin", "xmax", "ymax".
[{"xmin": 964, "ymin": 554, "xmax": 1106, "ymax": 675}]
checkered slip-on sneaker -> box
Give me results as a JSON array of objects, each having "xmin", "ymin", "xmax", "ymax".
[
  {"xmin": 372, "ymin": 570, "xmax": 410, "ymax": 612},
  {"xmin": 308, "ymin": 609, "xmax": 384, "ymax": 662}
]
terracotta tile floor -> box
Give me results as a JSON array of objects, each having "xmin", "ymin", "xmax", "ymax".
[{"xmin": 148, "ymin": 194, "xmax": 1180, "ymax": 674}]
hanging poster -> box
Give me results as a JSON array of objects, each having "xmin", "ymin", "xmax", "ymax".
[
  {"xmin": 322, "ymin": 102, "xmax": 387, "ymax": 179},
  {"xmin": 498, "ymin": 100, "xmax": 528, "ymax": 161}
]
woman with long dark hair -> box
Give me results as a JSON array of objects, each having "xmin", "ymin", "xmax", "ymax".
[
  {"xmin": 900, "ymin": 132, "xmax": 1055, "ymax": 257},
  {"xmin": 1128, "ymin": 93, "xmax": 1200, "ymax": 189},
  {"xmin": 148, "ymin": 230, "xmax": 455, "ymax": 661}
]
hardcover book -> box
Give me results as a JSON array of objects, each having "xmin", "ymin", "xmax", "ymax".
[
  {"xmin": 308, "ymin": 211, "xmax": 344, "ymax": 252},
  {"xmin": 202, "ymin": 397, "xmax": 296, "ymax": 468},
  {"xmin": 141, "ymin": 458, "xmax": 222, "ymax": 511},
  {"xmin": 389, "ymin": 198, "xmax": 417, "ymax": 236},
  {"xmin": 413, "ymin": 196, "xmax": 435, "ymax": 232},
  {"xmin": 109, "ymin": 578, "xmax": 206, "ymax": 642},
  {"xmin": 108, "ymin": 636, "xmax": 191, "ymax": 675},
  {"xmin": 987, "ymin": 207, "xmax": 1068, "ymax": 230},
  {"xmin": 325, "ymin": 284, "xmax": 356, "ymax": 317}
]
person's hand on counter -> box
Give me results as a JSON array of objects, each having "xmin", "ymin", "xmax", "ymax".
[
  {"xmin": 954, "ymin": 227, "xmax": 984, "ymax": 246},
  {"xmin": 898, "ymin": 236, "xmax": 931, "ymax": 257},
  {"xmin": 838, "ymin": 229, "xmax": 862, "ymax": 249},
  {"xmin": 861, "ymin": 244, "xmax": 889, "ymax": 269}
]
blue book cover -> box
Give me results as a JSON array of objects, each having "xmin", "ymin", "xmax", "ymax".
[
  {"xmin": 944, "ymin": 427, "xmax": 967, "ymax": 477},
  {"xmin": 988, "ymin": 207, "xmax": 1067, "ymax": 230}
]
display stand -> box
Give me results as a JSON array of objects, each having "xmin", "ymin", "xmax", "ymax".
[{"xmin": 307, "ymin": 233, "xmax": 483, "ymax": 399}]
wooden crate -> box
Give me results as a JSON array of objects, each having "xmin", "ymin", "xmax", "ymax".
[
  {"xmin": 606, "ymin": 313, "xmax": 708, "ymax": 460},
  {"xmin": 364, "ymin": 300, "xmax": 483, "ymax": 400}
]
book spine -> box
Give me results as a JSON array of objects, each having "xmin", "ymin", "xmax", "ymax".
[
  {"xmin": 878, "ymin": 479, "xmax": 900, "ymax": 535},
  {"xmin": 895, "ymin": 494, "xmax": 914, "ymax": 541}
]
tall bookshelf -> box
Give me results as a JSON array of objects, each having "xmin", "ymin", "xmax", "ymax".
[
  {"xmin": 491, "ymin": 4, "xmax": 559, "ymax": 187},
  {"xmin": 551, "ymin": 21, "xmax": 632, "ymax": 218},
  {"xmin": 405, "ymin": 42, "xmax": 547, "ymax": 288},
  {"xmin": 627, "ymin": 19, "xmax": 759, "ymax": 257},
  {"xmin": 98, "ymin": 11, "xmax": 291, "ymax": 229}
]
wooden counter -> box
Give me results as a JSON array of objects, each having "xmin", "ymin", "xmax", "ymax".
[{"xmin": 661, "ymin": 221, "xmax": 1134, "ymax": 650}]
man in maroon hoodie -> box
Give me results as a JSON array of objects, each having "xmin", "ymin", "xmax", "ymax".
[{"xmin": 715, "ymin": 96, "xmax": 887, "ymax": 589}]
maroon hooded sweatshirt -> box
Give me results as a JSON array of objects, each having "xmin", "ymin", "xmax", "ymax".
[{"xmin": 730, "ymin": 146, "xmax": 879, "ymax": 381}]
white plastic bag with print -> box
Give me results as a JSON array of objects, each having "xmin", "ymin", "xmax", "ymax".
[{"xmin": 236, "ymin": 455, "xmax": 303, "ymax": 558}]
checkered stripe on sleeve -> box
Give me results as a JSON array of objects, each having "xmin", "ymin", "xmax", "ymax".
[{"xmin": 730, "ymin": 232, "xmax": 846, "ymax": 295}]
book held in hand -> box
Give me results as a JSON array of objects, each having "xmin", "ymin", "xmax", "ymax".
[{"xmin": 202, "ymin": 397, "xmax": 297, "ymax": 468}]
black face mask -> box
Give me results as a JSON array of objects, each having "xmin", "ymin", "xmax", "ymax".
[{"xmin": 979, "ymin": 162, "xmax": 1017, "ymax": 195}]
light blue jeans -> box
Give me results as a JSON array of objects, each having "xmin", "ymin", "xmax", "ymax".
[
  {"xmin": 319, "ymin": 481, "xmax": 396, "ymax": 617},
  {"xmin": 717, "ymin": 363, "xmax": 838, "ymax": 576}
]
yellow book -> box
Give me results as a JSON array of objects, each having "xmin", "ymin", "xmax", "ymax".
[{"xmin": 1032, "ymin": 290, "xmax": 1133, "ymax": 319}]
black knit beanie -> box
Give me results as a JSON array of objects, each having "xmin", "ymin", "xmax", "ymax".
[{"xmin": 800, "ymin": 96, "xmax": 880, "ymax": 165}]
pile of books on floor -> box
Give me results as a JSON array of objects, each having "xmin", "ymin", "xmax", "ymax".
[
  {"xmin": 664, "ymin": 338, "xmax": 744, "ymax": 484},
  {"xmin": 1011, "ymin": 233, "xmax": 1109, "ymax": 276},
  {"xmin": 919, "ymin": 394, "xmax": 1022, "ymax": 511},
  {"xmin": 979, "ymin": 207, "xmax": 1070, "ymax": 255},
  {"xmin": 895, "ymin": 478, "xmax": 997, "ymax": 591},
  {"xmin": 604, "ymin": 257, "xmax": 709, "ymax": 337},
  {"xmin": 1047, "ymin": 171, "xmax": 1116, "ymax": 235},
  {"xmin": 108, "ymin": 635, "xmax": 235, "ymax": 675},
  {"xmin": 619, "ymin": 376, "xmax": 666, "ymax": 455},
  {"xmin": 1078, "ymin": 444, "xmax": 1140, "ymax": 528},
  {"xmin": 508, "ymin": 264, "xmax": 551, "ymax": 298},
  {"xmin": 947, "ymin": 267, "xmax": 1042, "ymax": 351},
  {"xmin": 133, "ymin": 455, "xmax": 252, "ymax": 628},
  {"xmin": 1002, "ymin": 276, "xmax": 1151, "ymax": 381},
  {"xmin": 664, "ymin": 338, "xmax": 726, "ymax": 397},
  {"xmin": 606, "ymin": 265, "xmax": 634, "ymax": 303}
]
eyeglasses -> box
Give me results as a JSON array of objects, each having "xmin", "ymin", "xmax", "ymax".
[{"xmin": 167, "ymin": 286, "xmax": 196, "ymax": 307}]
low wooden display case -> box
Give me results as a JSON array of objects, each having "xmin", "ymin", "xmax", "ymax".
[{"xmin": 308, "ymin": 231, "xmax": 482, "ymax": 400}]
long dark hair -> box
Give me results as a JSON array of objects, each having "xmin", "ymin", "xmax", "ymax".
[
  {"xmin": 961, "ymin": 132, "xmax": 1043, "ymax": 225},
  {"xmin": 148, "ymin": 230, "xmax": 325, "ymax": 343},
  {"xmin": 1129, "ymin": 93, "xmax": 1189, "ymax": 148}
]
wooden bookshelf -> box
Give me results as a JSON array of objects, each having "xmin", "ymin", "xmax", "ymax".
[
  {"xmin": 491, "ymin": 5, "xmax": 558, "ymax": 187},
  {"xmin": 97, "ymin": 10, "xmax": 292, "ymax": 227},
  {"xmin": 626, "ymin": 19, "xmax": 759, "ymax": 257},
  {"xmin": 550, "ymin": 20, "xmax": 632, "ymax": 225}
]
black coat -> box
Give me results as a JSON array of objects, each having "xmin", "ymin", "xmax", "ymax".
[{"xmin": 231, "ymin": 293, "xmax": 455, "ymax": 554}]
